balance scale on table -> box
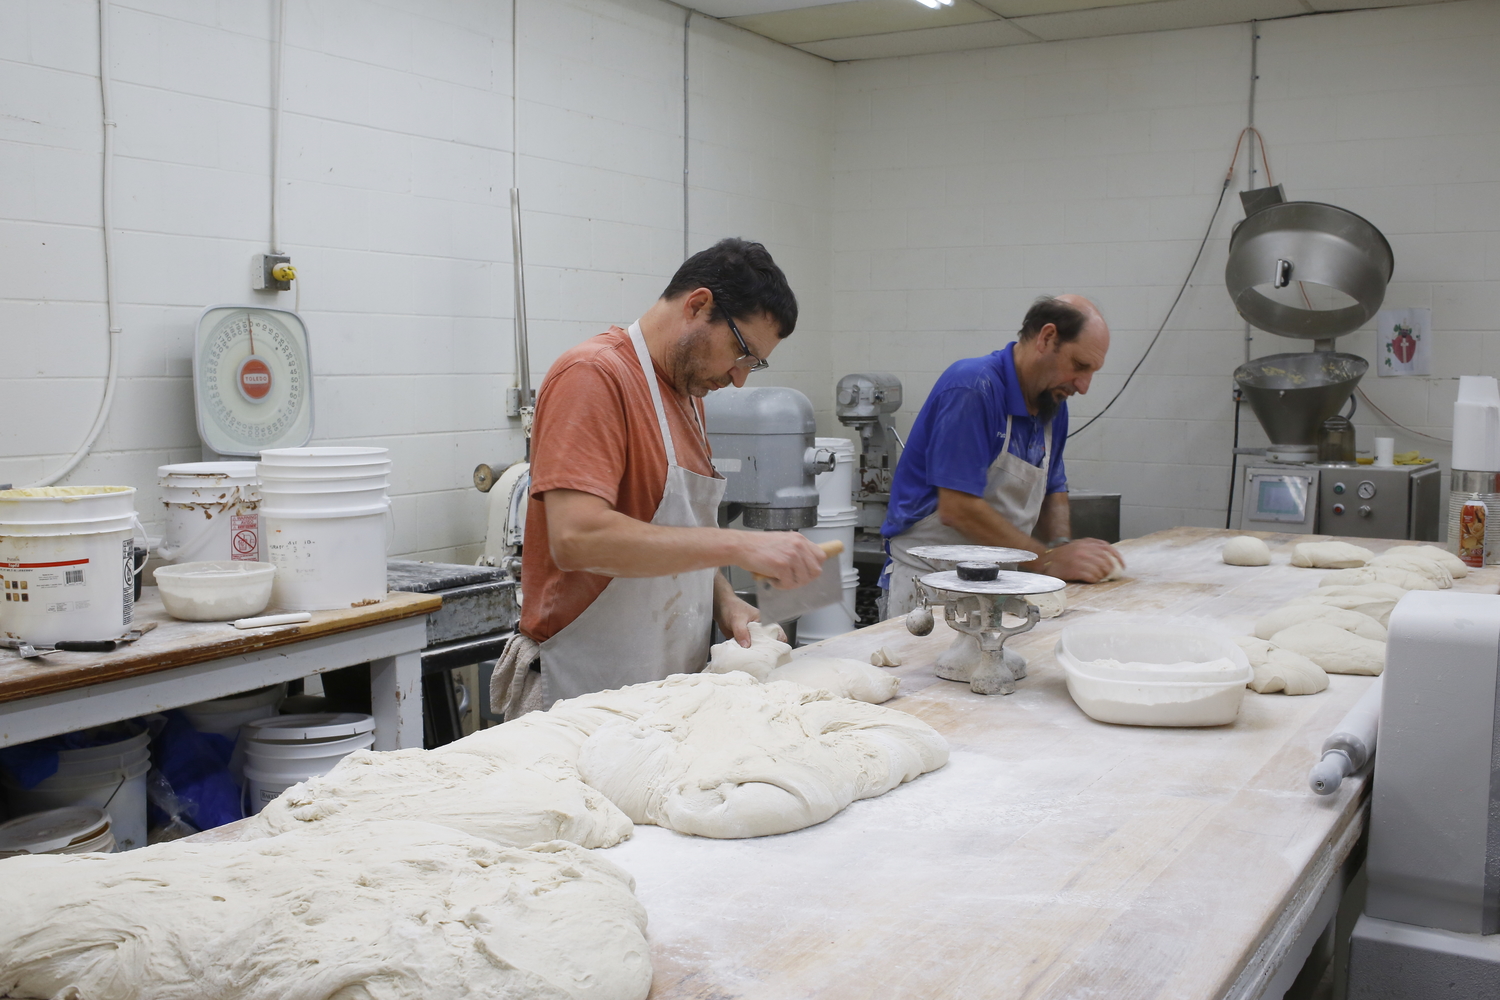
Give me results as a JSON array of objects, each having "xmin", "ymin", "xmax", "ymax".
[{"xmin": 192, "ymin": 305, "xmax": 314, "ymax": 458}]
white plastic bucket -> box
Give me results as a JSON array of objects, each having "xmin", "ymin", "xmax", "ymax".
[
  {"xmin": 157, "ymin": 462, "xmax": 261, "ymax": 564},
  {"xmin": 259, "ymin": 486, "xmax": 389, "ymax": 511},
  {"xmin": 814, "ymin": 437, "xmax": 857, "ymax": 517},
  {"xmin": 182, "ymin": 684, "xmax": 286, "ymax": 739},
  {"xmin": 255, "ymin": 461, "xmax": 392, "ymax": 480},
  {"xmin": 259, "ymin": 446, "xmax": 390, "ymax": 467},
  {"xmin": 0, "ymin": 487, "xmax": 144, "ymax": 644},
  {"xmin": 263, "ymin": 506, "xmax": 390, "ymax": 611},
  {"xmin": 796, "ymin": 517, "xmax": 860, "ymax": 643},
  {"xmin": 241, "ymin": 713, "xmax": 375, "ymax": 814},
  {"xmin": 2, "ymin": 730, "xmax": 150, "ymax": 853},
  {"xmin": 256, "ymin": 474, "xmax": 390, "ymax": 492},
  {"xmin": 0, "ymin": 806, "xmax": 114, "ymax": 857}
]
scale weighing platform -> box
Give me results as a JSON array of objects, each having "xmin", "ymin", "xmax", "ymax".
[{"xmin": 1241, "ymin": 462, "xmax": 1441, "ymax": 539}]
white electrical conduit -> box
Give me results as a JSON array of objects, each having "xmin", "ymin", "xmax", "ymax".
[
  {"xmin": 270, "ymin": 0, "xmax": 286, "ymax": 255},
  {"xmin": 28, "ymin": 0, "xmax": 121, "ymax": 488}
]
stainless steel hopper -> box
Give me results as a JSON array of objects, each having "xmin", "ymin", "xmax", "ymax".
[{"xmin": 1234, "ymin": 352, "xmax": 1368, "ymax": 463}]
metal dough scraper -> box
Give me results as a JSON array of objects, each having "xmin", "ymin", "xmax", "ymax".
[{"xmin": 754, "ymin": 540, "xmax": 845, "ymax": 625}]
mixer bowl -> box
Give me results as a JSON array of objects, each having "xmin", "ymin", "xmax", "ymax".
[{"xmin": 1234, "ymin": 352, "xmax": 1368, "ymax": 449}]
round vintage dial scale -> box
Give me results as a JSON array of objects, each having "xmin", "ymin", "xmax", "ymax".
[{"xmin": 193, "ymin": 305, "xmax": 314, "ymax": 456}]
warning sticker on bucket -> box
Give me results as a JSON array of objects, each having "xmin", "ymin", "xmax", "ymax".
[{"xmin": 231, "ymin": 514, "xmax": 260, "ymax": 561}]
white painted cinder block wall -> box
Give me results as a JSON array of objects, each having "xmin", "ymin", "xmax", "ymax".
[
  {"xmin": 832, "ymin": 0, "xmax": 1500, "ymax": 540},
  {"xmin": 0, "ymin": 0, "xmax": 832, "ymax": 562}
]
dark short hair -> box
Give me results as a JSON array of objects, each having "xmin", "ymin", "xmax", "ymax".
[
  {"xmin": 1018, "ymin": 296, "xmax": 1088, "ymax": 344},
  {"xmin": 661, "ymin": 238, "xmax": 798, "ymax": 339}
]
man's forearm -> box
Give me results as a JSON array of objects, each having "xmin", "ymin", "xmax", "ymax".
[
  {"xmin": 552, "ymin": 505, "xmax": 749, "ymax": 578},
  {"xmin": 935, "ymin": 488, "xmax": 1046, "ymax": 557},
  {"xmin": 1034, "ymin": 492, "xmax": 1071, "ymax": 544}
]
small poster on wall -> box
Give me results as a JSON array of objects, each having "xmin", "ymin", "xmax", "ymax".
[{"xmin": 1375, "ymin": 307, "xmax": 1432, "ymax": 376}]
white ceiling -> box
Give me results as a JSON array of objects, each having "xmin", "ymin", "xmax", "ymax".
[{"xmin": 688, "ymin": 0, "xmax": 1458, "ymax": 61}]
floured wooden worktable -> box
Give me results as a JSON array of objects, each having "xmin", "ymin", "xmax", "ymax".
[{"xmin": 610, "ymin": 527, "xmax": 1498, "ymax": 1000}]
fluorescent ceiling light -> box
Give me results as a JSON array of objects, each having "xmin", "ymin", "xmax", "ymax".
[{"xmin": 913, "ymin": 0, "xmax": 956, "ymax": 8}]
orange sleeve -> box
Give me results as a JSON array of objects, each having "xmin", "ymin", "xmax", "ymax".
[{"xmin": 528, "ymin": 360, "xmax": 630, "ymax": 508}]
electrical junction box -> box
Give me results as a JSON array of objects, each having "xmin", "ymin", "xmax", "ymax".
[{"xmin": 252, "ymin": 253, "xmax": 293, "ymax": 292}]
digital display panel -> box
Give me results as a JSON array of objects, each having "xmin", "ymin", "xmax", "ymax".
[{"xmin": 1257, "ymin": 479, "xmax": 1303, "ymax": 516}]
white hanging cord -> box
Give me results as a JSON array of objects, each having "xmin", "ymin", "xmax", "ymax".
[
  {"xmin": 28, "ymin": 0, "xmax": 121, "ymax": 488},
  {"xmin": 270, "ymin": 0, "xmax": 287, "ymax": 254}
]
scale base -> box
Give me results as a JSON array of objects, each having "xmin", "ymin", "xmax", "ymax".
[{"xmin": 934, "ymin": 633, "xmax": 1028, "ymax": 695}]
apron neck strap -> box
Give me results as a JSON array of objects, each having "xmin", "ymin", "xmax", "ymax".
[
  {"xmin": 1003, "ymin": 414, "xmax": 1055, "ymax": 470},
  {"xmin": 628, "ymin": 320, "xmax": 679, "ymax": 468}
]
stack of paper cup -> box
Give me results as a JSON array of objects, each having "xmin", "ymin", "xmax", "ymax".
[
  {"xmin": 1373, "ymin": 437, "xmax": 1396, "ymax": 468},
  {"xmin": 256, "ymin": 448, "xmax": 391, "ymax": 611}
]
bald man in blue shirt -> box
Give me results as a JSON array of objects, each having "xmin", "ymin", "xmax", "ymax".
[{"xmin": 881, "ymin": 295, "xmax": 1125, "ymax": 616}]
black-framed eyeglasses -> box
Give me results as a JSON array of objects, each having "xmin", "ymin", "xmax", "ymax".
[{"xmin": 725, "ymin": 314, "xmax": 770, "ymax": 372}]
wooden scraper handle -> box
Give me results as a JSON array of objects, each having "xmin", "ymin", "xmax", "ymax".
[{"xmin": 754, "ymin": 540, "xmax": 844, "ymax": 581}]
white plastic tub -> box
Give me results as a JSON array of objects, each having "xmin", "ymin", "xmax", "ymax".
[
  {"xmin": 1055, "ymin": 622, "xmax": 1253, "ymax": 727},
  {"xmin": 155, "ymin": 561, "xmax": 275, "ymax": 621},
  {"xmin": 253, "ymin": 461, "xmax": 391, "ymax": 481},
  {"xmin": 259, "ymin": 446, "xmax": 390, "ymax": 467},
  {"xmin": 256, "ymin": 474, "xmax": 389, "ymax": 493},
  {"xmin": 258, "ymin": 486, "xmax": 389, "ymax": 511},
  {"xmin": 263, "ymin": 506, "xmax": 390, "ymax": 611},
  {"xmin": 157, "ymin": 462, "xmax": 261, "ymax": 564}
]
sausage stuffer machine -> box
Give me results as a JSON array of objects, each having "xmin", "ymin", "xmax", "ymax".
[{"xmin": 904, "ymin": 549, "xmax": 1064, "ymax": 696}]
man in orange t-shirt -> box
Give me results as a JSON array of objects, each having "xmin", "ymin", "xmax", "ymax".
[{"xmin": 519, "ymin": 238, "xmax": 827, "ymax": 706}]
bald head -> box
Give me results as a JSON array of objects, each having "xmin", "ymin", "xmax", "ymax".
[
  {"xmin": 1017, "ymin": 294, "xmax": 1108, "ymax": 346},
  {"xmin": 1012, "ymin": 294, "xmax": 1111, "ymax": 420}
]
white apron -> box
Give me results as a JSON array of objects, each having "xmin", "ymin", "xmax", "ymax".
[
  {"xmin": 885, "ymin": 416, "xmax": 1052, "ymax": 617},
  {"xmin": 540, "ymin": 321, "xmax": 726, "ymax": 706}
]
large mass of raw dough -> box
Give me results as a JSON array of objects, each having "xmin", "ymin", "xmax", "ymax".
[
  {"xmin": 769, "ymin": 657, "xmax": 900, "ymax": 704},
  {"xmin": 1291, "ymin": 541, "xmax": 1374, "ymax": 569},
  {"xmin": 1319, "ymin": 566, "xmax": 1439, "ymax": 591},
  {"xmin": 1269, "ymin": 622, "xmax": 1386, "ymax": 676},
  {"xmin": 705, "ymin": 620, "xmax": 791, "ymax": 680},
  {"xmin": 1230, "ymin": 636, "xmax": 1328, "ymax": 695},
  {"xmin": 1386, "ymin": 544, "xmax": 1468, "ymax": 578},
  {"xmin": 576, "ymin": 672, "xmax": 948, "ymax": 839},
  {"xmin": 0, "ymin": 823, "xmax": 652, "ymax": 1000},
  {"xmin": 1254, "ymin": 603, "xmax": 1387, "ymax": 642},
  {"xmin": 242, "ymin": 747, "xmax": 633, "ymax": 849},
  {"xmin": 1368, "ymin": 549, "xmax": 1454, "ymax": 587},
  {"xmin": 1222, "ymin": 536, "xmax": 1272, "ymax": 566}
]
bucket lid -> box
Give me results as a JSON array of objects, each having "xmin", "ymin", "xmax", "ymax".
[
  {"xmin": 159, "ymin": 462, "xmax": 259, "ymax": 480},
  {"xmin": 0, "ymin": 486, "xmax": 134, "ymax": 501},
  {"xmin": 243, "ymin": 712, "xmax": 375, "ymax": 741},
  {"xmin": 0, "ymin": 806, "xmax": 110, "ymax": 854}
]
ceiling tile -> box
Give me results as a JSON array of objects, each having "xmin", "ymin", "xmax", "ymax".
[
  {"xmin": 1302, "ymin": 0, "xmax": 1452, "ymax": 9},
  {"xmin": 796, "ymin": 17, "xmax": 1038, "ymax": 58},
  {"xmin": 689, "ymin": 0, "xmax": 852, "ymax": 17},
  {"xmin": 725, "ymin": 0, "xmax": 1000, "ymax": 46},
  {"xmin": 1011, "ymin": 0, "xmax": 1308, "ymax": 41},
  {"xmin": 975, "ymin": 0, "xmax": 1177, "ymax": 15}
]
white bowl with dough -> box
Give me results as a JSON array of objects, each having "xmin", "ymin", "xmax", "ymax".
[
  {"xmin": 155, "ymin": 561, "xmax": 276, "ymax": 621},
  {"xmin": 1055, "ymin": 623, "xmax": 1253, "ymax": 727}
]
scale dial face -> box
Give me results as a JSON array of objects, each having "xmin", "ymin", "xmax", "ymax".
[{"xmin": 194, "ymin": 305, "xmax": 314, "ymax": 456}]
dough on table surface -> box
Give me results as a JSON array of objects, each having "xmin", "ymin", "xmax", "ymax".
[
  {"xmin": 1368, "ymin": 549, "xmax": 1455, "ymax": 587},
  {"xmin": 1222, "ymin": 536, "xmax": 1272, "ymax": 566},
  {"xmin": 1320, "ymin": 566, "xmax": 1439, "ymax": 591},
  {"xmin": 870, "ymin": 646, "xmax": 903, "ymax": 667},
  {"xmin": 241, "ymin": 747, "xmax": 633, "ymax": 849},
  {"xmin": 0, "ymin": 823, "xmax": 652, "ymax": 1000},
  {"xmin": 1290, "ymin": 592, "xmax": 1399, "ymax": 628},
  {"xmin": 577, "ymin": 672, "xmax": 948, "ymax": 839},
  {"xmin": 1254, "ymin": 603, "xmax": 1387, "ymax": 642},
  {"xmin": 1385, "ymin": 544, "xmax": 1468, "ymax": 578},
  {"xmin": 1249, "ymin": 647, "xmax": 1329, "ymax": 695},
  {"xmin": 705, "ymin": 620, "xmax": 791, "ymax": 680},
  {"xmin": 1269, "ymin": 622, "xmax": 1386, "ymax": 676},
  {"xmin": 1233, "ymin": 635, "xmax": 1275, "ymax": 668},
  {"xmin": 1100, "ymin": 555, "xmax": 1125, "ymax": 582},
  {"xmin": 769, "ymin": 656, "xmax": 900, "ymax": 704},
  {"xmin": 1030, "ymin": 588, "xmax": 1068, "ymax": 618},
  {"xmin": 1291, "ymin": 541, "xmax": 1374, "ymax": 569}
]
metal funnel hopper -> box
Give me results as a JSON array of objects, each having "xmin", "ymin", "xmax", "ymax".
[{"xmin": 1234, "ymin": 352, "xmax": 1368, "ymax": 462}]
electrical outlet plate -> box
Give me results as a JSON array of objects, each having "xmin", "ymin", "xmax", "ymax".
[
  {"xmin": 252, "ymin": 253, "xmax": 292, "ymax": 292},
  {"xmin": 505, "ymin": 387, "xmax": 535, "ymax": 418}
]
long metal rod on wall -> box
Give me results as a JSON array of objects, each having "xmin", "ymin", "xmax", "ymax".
[
  {"xmin": 683, "ymin": 9, "xmax": 691, "ymax": 261},
  {"xmin": 510, "ymin": 0, "xmax": 534, "ymax": 448}
]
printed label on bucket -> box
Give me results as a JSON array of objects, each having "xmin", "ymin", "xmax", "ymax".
[
  {"xmin": 121, "ymin": 538, "xmax": 133, "ymax": 626},
  {"xmin": 2, "ymin": 557, "xmax": 89, "ymax": 607},
  {"xmin": 231, "ymin": 514, "xmax": 260, "ymax": 561}
]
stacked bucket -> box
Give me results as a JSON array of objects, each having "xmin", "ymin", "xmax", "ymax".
[
  {"xmin": 797, "ymin": 437, "xmax": 860, "ymax": 643},
  {"xmin": 256, "ymin": 447, "xmax": 392, "ymax": 610},
  {"xmin": 156, "ymin": 462, "xmax": 262, "ymax": 564}
]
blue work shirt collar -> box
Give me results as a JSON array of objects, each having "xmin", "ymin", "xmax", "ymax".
[{"xmin": 993, "ymin": 342, "xmax": 1032, "ymax": 419}]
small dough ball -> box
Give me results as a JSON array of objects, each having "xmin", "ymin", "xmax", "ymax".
[
  {"xmin": 1223, "ymin": 536, "xmax": 1271, "ymax": 566},
  {"xmin": 1100, "ymin": 556, "xmax": 1125, "ymax": 582},
  {"xmin": 1030, "ymin": 589, "xmax": 1067, "ymax": 619},
  {"xmin": 870, "ymin": 647, "xmax": 902, "ymax": 668},
  {"xmin": 1320, "ymin": 566, "xmax": 1436, "ymax": 591},
  {"xmin": 1254, "ymin": 604, "xmax": 1387, "ymax": 642},
  {"xmin": 1386, "ymin": 544, "xmax": 1468, "ymax": 579},
  {"xmin": 1291, "ymin": 541, "xmax": 1374, "ymax": 569},
  {"xmin": 1233, "ymin": 635, "xmax": 1275, "ymax": 669},
  {"xmin": 1269, "ymin": 622, "xmax": 1386, "ymax": 676},
  {"xmin": 1369, "ymin": 549, "xmax": 1454, "ymax": 588},
  {"xmin": 706, "ymin": 621, "xmax": 791, "ymax": 680},
  {"xmin": 769, "ymin": 657, "xmax": 900, "ymax": 704},
  {"xmin": 1249, "ymin": 647, "xmax": 1329, "ymax": 695}
]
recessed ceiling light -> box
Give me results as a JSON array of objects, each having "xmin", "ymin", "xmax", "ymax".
[{"xmin": 913, "ymin": 0, "xmax": 956, "ymax": 8}]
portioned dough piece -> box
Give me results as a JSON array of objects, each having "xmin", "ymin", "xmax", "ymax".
[
  {"xmin": 1031, "ymin": 588, "xmax": 1068, "ymax": 618},
  {"xmin": 577, "ymin": 672, "xmax": 948, "ymax": 839},
  {"xmin": 0, "ymin": 822, "xmax": 652, "ymax": 1000},
  {"xmin": 1270, "ymin": 622, "xmax": 1386, "ymax": 676},
  {"xmin": 706, "ymin": 620, "xmax": 791, "ymax": 680},
  {"xmin": 1291, "ymin": 592, "xmax": 1399, "ymax": 628},
  {"xmin": 1254, "ymin": 603, "xmax": 1387, "ymax": 642},
  {"xmin": 1292, "ymin": 541, "xmax": 1374, "ymax": 568},
  {"xmin": 241, "ymin": 747, "xmax": 633, "ymax": 849},
  {"xmin": 1223, "ymin": 536, "xmax": 1272, "ymax": 566},
  {"xmin": 1320, "ymin": 566, "xmax": 1437, "ymax": 591},
  {"xmin": 1249, "ymin": 646, "xmax": 1329, "ymax": 695},
  {"xmin": 1233, "ymin": 634, "xmax": 1274, "ymax": 669},
  {"xmin": 769, "ymin": 657, "xmax": 900, "ymax": 704},
  {"xmin": 1386, "ymin": 544, "xmax": 1468, "ymax": 578},
  {"xmin": 870, "ymin": 646, "xmax": 902, "ymax": 667},
  {"xmin": 1101, "ymin": 555, "xmax": 1125, "ymax": 582},
  {"xmin": 1369, "ymin": 549, "xmax": 1454, "ymax": 588}
]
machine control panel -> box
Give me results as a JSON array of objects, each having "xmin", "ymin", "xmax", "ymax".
[
  {"xmin": 1244, "ymin": 468, "xmax": 1318, "ymax": 532},
  {"xmin": 1357, "ymin": 481, "xmax": 1376, "ymax": 499}
]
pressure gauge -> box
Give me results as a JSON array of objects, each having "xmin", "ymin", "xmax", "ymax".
[
  {"xmin": 193, "ymin": 305, "xmax": 314, "ymax": 457},
  {"xmin": 1357, "ymin": 481, "xmax": 1376, "ymax": 499}
]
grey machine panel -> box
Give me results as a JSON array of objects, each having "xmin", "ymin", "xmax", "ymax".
[
  {"xmin": 1243, "ymin": 466, "xmax": 1319, "ymax": 534},
  {"xmin": 1317, "ymin": 462, "xmax": 1441, "ymax": 541}
]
